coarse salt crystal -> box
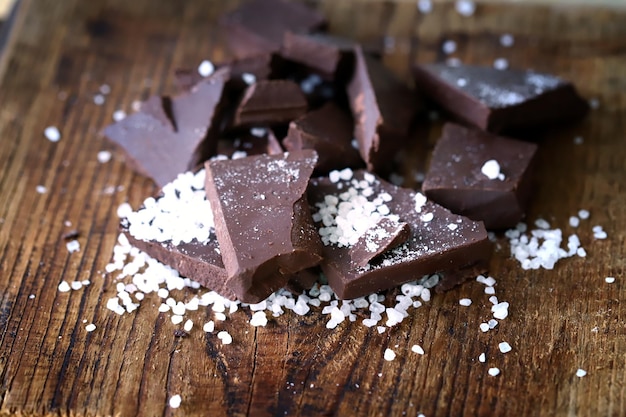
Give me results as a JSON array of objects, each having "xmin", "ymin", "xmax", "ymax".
[
  {"xmin": 116, "ymin": 202, "xmax": 132, "ymax": 218},
  {"xmin": 97, "ymin": 150, "xmax": 112, "ymax": 163},
  {"xmin": 58, "ymin": 281, "xmax": 71, "ymax": 292},
  {"xmin": 44, "ymin": 126, "xmax": 61, "ymax": 142},
  {"xmin": 499, "ymin": 342, "xmax": 512, "ymax": 353},
  {"xmin": 112, "ymin": 110, "xmax": 126, "ymax": 122},
  {"xmin": 488, "ymin": 367, "xmax": 500, "ymax": 376},
  {"xmin": 481, "ymin": 160, "xmax": 502, "ymax": 180},
  {"xmin": 85, "ymin": 323, "xmax": 96, "ymax": 332},
  {"xmin": 578, "ymin": 209, "xmax": 590, "ymax": 219},
  {"xmin": 576, "ymin": 369, "xmax": 587, "ymax": 377},
  {"xmin": 484, "ymin": 286, "xmax": 495, "ymax": 295},
  {"xmin": 493, "ymin": 58, "xmax": 509, "ymax": 70},
  {"xmin": 417, "ymin": 0, "xmax": 432, "ymax": 13},
  {"xmin": 492, "ymin": 302, "xmax": 509, "ymax": 320},
  {"xmin": 242, "ymin": 73, "xmax": 256, "ymax": 85},
  {"xmin": 479, "ymin": 323, "xmax": 489, "ymax": 332},
  {"xmin": 217, "ymin": 330, "xmax": 233, "ymax": 344},
  {"xmin": 455, "ymin": 0, "xmax": 476, "ymax": 16},
  {"xmin": 203, "ymin": 321, "xmax": 215, "ymax": 332},
  {"xmin": 459, "ymin": 298, "xmax": 472, "ymax": 306},
  {"xmin": 605, "ymin": 277, "xmax": 615, "ymax": 283},
  {"xmin": 183, "ymin": 319, "xmax": 193, "ymax": 332},
  {"xmin": 250, "ymin": 311, "xmax": 268, "ymax": 327},
  {"xmin": 70, "ymin": 281, "xmax": 83, "ymax": 290},
  {"xmin": 500, "ymin": 34, "xmax": 514, "ymax": 47},
  {"xmin": 384, "ymin": 348, "xmax": 396, "ymax": 361},
  {"xmin": 442, "ymin": 40, "xmax": 457, "ymax": 55},
  {"xmin": 36, "ymin": 185, "xmax": 47, "ymax": 194},
  {"xmin": 479, "ymin": 353, "xmax": 486, "ymax": 362},
  {"xmin": 574, "ymin": 136, "xmax": 584, "ymax": 145},
  {"xmin": 93, "ymin": 94, "xmax": 105, "ymax": 105},
  {"xmin": 169, "ymin": 394, "xmax": 182, "ymax": 408},
  {"xmin": 569, "ymin": 216, "xmax": 580, "ymax": 227},
  {"xmin": 66, "ymin": 240, "xmax": 80, "ymax": 253},
  {"xmin": 198, "ymin": 60, "xmax": 214, "ymax": 77},
  {"xmin": 411, "ymin": 345, "xmax": 425, "ymax": 355}
]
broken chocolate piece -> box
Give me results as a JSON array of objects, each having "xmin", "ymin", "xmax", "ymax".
[
  {"xmin": 348, "ymin": 46, "xmax": 420, "ymax": 173},
  {"xmin": 220, "ymin": 0, "xmax": 326, "ymax": 59},
  {"xmin": 309, "ymin": 170, "xmax": 492, "ymax": 299},
  {"xmin": 350, "ymin": 217, "xmax": 410, "ymax": 267},
  {"xmin": 205, "ymin": 151, "xmax": 323, "ymax": 303},
  {"xmin": 412, "ymin": 63, "xmax": 589, "ymax": 133},
  {"xmin": 422, "ymin": 123, "xmax": 538, "ymax": 229},
  {"xmin": 283, "ymin": 102, "xmax": 362, "ymax": 173},
  {"xmin": 281, "ymin": 32, "xmax": 356, "ymax": 80},
  {"xmin": 233, "ymin": 80, "xmax": 307, "ymax": 127},
  {"xmin": 104, "ymin": 68, "xmax": 229, "ymax": 187}
]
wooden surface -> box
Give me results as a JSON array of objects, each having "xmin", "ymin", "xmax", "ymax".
[{"xmin": 1, "ymin": 1, "xmax": 625, "ymax": 416}]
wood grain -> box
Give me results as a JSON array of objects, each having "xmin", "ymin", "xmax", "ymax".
[{"xmin": 0, "ymin": 1, "xmax": 625, "ymax": 416}]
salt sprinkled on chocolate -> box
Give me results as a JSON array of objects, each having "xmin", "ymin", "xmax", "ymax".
[{"xmin": 480, "ymin": 159, "xmax": 504, "ymax": 180}]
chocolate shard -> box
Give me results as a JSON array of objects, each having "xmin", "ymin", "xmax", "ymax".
[
  {"xmin": 350, "ymin": 217, "xmax": 410, "ymax": 267},
  {"xmin": 347, "ymin": 46, "xmax": 420, "ymax": 173},
  {"xmin": 220, "ymin": 0, "xmax": 326, "ymax": 59},
  {"xmin": 205, "ymin": 151, "xmax": 323, "ymax": 303},
  {"xmin": 104, "ymin": 68, "xmax": 229, "ymax": 187},
  {"xmin": 233, "ymin": 80, "xmax": 307, "ymax": 127},
  {"xmin": 422, "ymin": 123, "xmax": 538, "ymax": 230},
  {"xmin": 309, "ymin": 170, "xmax": 492, "ymax": 299},
  {"xmin": 412, "ymin": 63, "xmax": 589, "ymax": 133},
  {"xmin": 280, "ymin": 32, "xmax": 356, "ymax": 80},
  {"xmin": 283, "ymin": 102, "xmax": 362, "ymax": 173}
]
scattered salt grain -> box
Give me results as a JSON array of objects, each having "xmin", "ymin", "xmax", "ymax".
[
  {"xmin": 569, "ymin": 216, "xmax": 580, "ymax": 227},
  {"xmin": 577, "ymin": 247, "xmax": 586, "ymax": 257},
  {"xmin": 93, "ymin": 94, "xmax": 105, "ymax": 105},
  {"xmin": 97, "ymin": 150, "xmax": 112, "ymax": 163},
  {"xmin": 250, "ymin": 311, "xmax": 268, "ymax": 327},
  {"xmin": 70, "ymin": 281, "xmax": 83, "ymax": 290},
  {"xmin": 183, "ymin": 319, "xmax": 193, "ymax": 332},
  {"xmin": 574, "ymin": 136, "xmax": 584, "ymax": 145},
  {"xmin": 488, "ymin": 367, "xmax": 500, "ymax": 376},
  {"xmin": 411, "ymin": 345, "xmax": 425, "ymax": 355},
  {"xmin": 203, "ymin": 321, "xmax": 215, "ymax": 332},
  {"xmin": 593, "ymin": 226, "xmax": 607, "ymax": 240},
  {"xmin": 442, "ymin": 40, "xmax": 457, "ymax": 55},
  {"xmin": 479, "ymin": 353, "xmax": 486, "ymax": 362},
  {"xmin": 459, "ymin": 298, "xmax": 472, "ymax": 306},
  {"xmin": 500, "ymin": 34, "xmax": 514, "ymax": 47},
  {"xmin": 589, "ymin": 98, "xmax": 600, "ymax": 109},
  {"xmin": 484, "ymin": 286, "xmax": 495, "ymax": 295},
  {"xmin": 578, "ymin": 209, "xmax": 590, "ymax": 220},
  {"xmin": 217, "ymin": 331, "xmax": 233, "ymax": 345},
  {"xmin": 455, "ymin": 0, "xmax": 476, "ymax": 16},
  {"xmin": 493, "ymin": 58, "xmax": 509, "ymax": 70},
  {"xmin": 66, "ymin": 240, "xmax": 80, "ymax": 253},
  {"xmin": 169, "ymin": 394, "xmax": 182, "ymax": 408},
  {"xmin": 198, "ymin": 60, "xmax": 214, "ymax": 77},
  {"xmin": 85, "ymin": 323, "xmax": 96, "ymax": 332},
  {"xmin": 384, "ymin": 348, "xmax": 396, "ymax": 361},
  {"xmin": 377, "ymin": 326, "xmax": 386, "ymax": 334},
  {"xmin": 481, "ymin": 160, "xmax": 503, "ymax": 180},
  {"xmin": 488, "ymin": 319, "xmax": 498, "ymax": 329},
  {"xmin": 492, "ymin": 302, "xmax": 509, "ymax": 320},
  {"xmin": 576, "ymin": 369, "xmax": 587, "ymax": 378},
  {"xmin": 171, "ymin": 315, "xmax": 184, "ymax": 325},
  {"xmin": 479, "ymin": 323, "xmax": 489, "ymax": 332},
  {"xmin": 417, "ymin": 0, "xmax": 432, "ymax": 13},
  {"xmin": 58, "ymin": 281, "xmax": 71, "ymax": 292},
  {"xmin": 242, "ymin": 73, "xmax": 256, "ymax": 85},
  {"xmin": 36, "ymin": 185, "xmax": 47, "ymax": 194},
  {"xmin": 499, "ymin": 342, "xmax": 512, "ymax": 353},
  {"xmin": 112, "ymin": 110, "xmax": 126, "ymax": 122},
  {"xmin": 100, "ymin": 84, "xmax": 111, "ymax": 95},
  {"xmin": 214, "ymin": 312, "xmax": 227, "ymax": 321},
  {"xmin": 117, "ymin": 203, "xmax": 134, "ymax": 220},
  {"xmin": 457, "ymin": 78, "xmax": 467, "ymax": 87},
  {"xmin": 605, "ymin": 277, "xmax": 615, "ymax": 284},
  {"xmin": 44, "ymin": 126, "xmax": 61, "ymax": 142}
]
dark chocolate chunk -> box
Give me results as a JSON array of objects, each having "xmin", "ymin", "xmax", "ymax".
[
  {"xmin": 281, "ymin": 32, "xmax": 356, "ymax": 80},
  {"xmin": 348, "ymin": 46, "xmax": 420, "ymax": 173},
  {"xmin": 205, "ymin": 151, "xmax": 323, "ymax": 303},
  {"xmin": 412, "ymin": 63, "xmax": 589, "ymax": 133},
  {"xmin": 309, "ymin": 170, "xmax": 492, "ymax": 299},
  {"xmin": 422, "ymin": 123, "xmax": 538, "ymax": 230},
  {"xmin": 285, "ymin": 267, "xmax": 321, "ymax": 294},
  {"xmin": 233, "ymin": 80, "xmax": 307, "ymax": 127},
  {"xmin": 104, "ymin": 68, "xmax": 229, "ymax": 187},
  {"xmin": 220, "ymin": 0, "xmax": 326, "ymax": 59},
  {"xmin": 350, "ymin": 218, "xmax": 410, "ymax": 267},
  {"xmin": 283, "ymin": 102, "xmax": 362, "ymax": 173}
]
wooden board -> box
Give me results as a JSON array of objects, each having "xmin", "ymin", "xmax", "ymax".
[{"xmin": 1, "ymin": 1, "xmax": 625, "ymax": 416}]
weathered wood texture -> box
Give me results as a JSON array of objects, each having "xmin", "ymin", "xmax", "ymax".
[{"xmin": 0, "ymin": 1, "xmax": 625, "ymax": 416}]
